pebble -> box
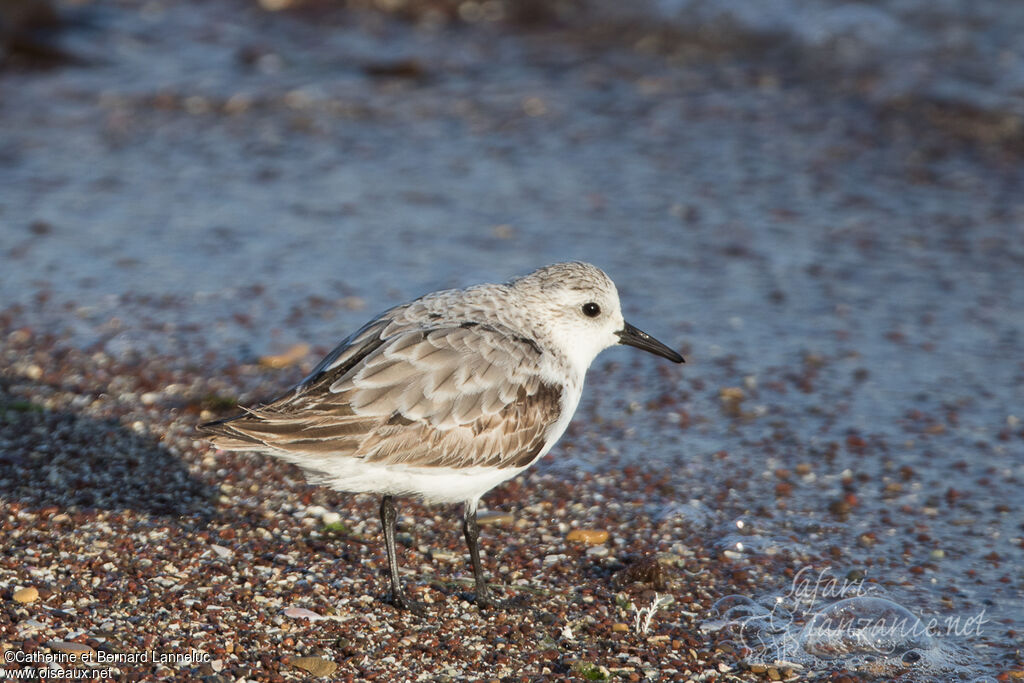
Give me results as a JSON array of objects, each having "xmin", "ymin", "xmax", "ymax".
[
  {"xmin": 321, "ymin": 511, "xmax": 342, "ymax": 525},
  {"xmin": 477, "ymin": 511, "xmax": 514, "ymax": 526},
  {"xmin": 586, "ymin": 545, "xmax": 610, "ymax": 557},
  {"xmin": 16, "ymin": 619, "xmax": 46, "ymax": 636},
  {"xmin": 290, "ymin": 655, "xmax": 338, "ymax": 677},
  {"xmin": 431, "ymin": 550, "xmax": 459, "ymax": 562},
  {"xmin": 566, "ymin": 529, "xmax": 610, "ymax": 545},
  {"xmin": 612, "ymin": 623, "xmax": 630, "ymax": 632},
  {"xmin": 13, "ymin": 587, "xmax": 39, "ymax": 603},
  {"xmin": 719, "ymin": 387, "xmax": 745, "ymax": 402},
  {"xmin": 46, "ymin": 641, "xmax": 94, "ymax": 656},
  {"xmin": 210, "ymin": 544, "xmax": 234, "ymax": 559},
  {"xmin": 259, "ymin": 343, "xmax": 310, "ymax": 369},
  {"xmin": 283, "ymin": 607, "xmax": 327, "ymax": 621}
]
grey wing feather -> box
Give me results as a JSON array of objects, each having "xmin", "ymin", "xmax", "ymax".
[{"xmin": 201, "ymin": 319, "xmax": 561, "ymax": 470}]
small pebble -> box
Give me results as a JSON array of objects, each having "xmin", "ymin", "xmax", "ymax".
[
  {"xmin": 720, "ymin": 387, "xmax": 744, "ymax": 401},
  {"xmin": 566, "ymin": 529, "xmax": 610, "ymax": 545},
  {"xmin": 260, "ymin": 343, "xmax": 310, "ymax": 369},
  {"xmin": 210, "ymin": 544, "xmax": 234, "ymax": 559},
  {"xmin": 477, "ymin": 511, "xmax": 514, "ymax": 526},
  {"xmin": 431, "ymin": 550, "xmax": 458, "ymax": 562},
  {"xmin": 16, "ymin": 619, "xmax": 46, "ymax": 636},
  {"xmin": 290, "ymin": 655, "xmax": 338, "ymax": 677},
  {"xmin": 283, "ymin": 607, "xmax": 327, "ymax": 621},
  {"xmin": 321, "ymin": 511, "xmax": 342, "ymax": 525},
  {"xmin": 46, "ymin": 641, "xmax": 94, "ymax": 656},
  {"xmin": 13, "ymin": 587, "xmax": 39, "ymax": 603}
]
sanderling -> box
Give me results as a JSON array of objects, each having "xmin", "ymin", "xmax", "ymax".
[{"xmin": 201, "ymin": 262, "xmax": 683, "ymax": 613}]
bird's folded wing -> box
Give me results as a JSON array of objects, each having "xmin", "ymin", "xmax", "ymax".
[{"xmin": 203, "ymin": 323, "xmax": 562, "ymax": 470}]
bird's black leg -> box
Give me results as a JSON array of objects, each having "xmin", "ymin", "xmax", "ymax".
[
  {"xmin": 380, "ymin": 495, "xmax": 425, "ymax": 614},
  {"xmin": 462, "ymin": 504, "xmax": 503, "ymax": 609}
]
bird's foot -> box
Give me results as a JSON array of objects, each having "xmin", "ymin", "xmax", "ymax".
[
  {"xmin": 469, "ymin": 587, "xmax": 525, "ymax": 611},
  {"xmin": 386, "ymin": 591, "xmax": 427, "ymax": 615}
]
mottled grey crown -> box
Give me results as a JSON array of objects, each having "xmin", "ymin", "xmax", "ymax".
[{"xmin": 508, "ymin": 261, "xmax": 615, "ymax": 294}]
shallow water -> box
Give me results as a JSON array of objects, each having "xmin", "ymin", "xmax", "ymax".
[
  {"xmin": 1, "ymin": 0, "xmax": 1021, "ymax": 678},
  {"xmin": 639, "ymin": 0, "xmax": 1024, "ymax": 118}
]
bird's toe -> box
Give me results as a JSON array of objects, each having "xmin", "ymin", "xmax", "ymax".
[
  {"xmin": 471, "ymin": 589, "xmax": 526, "ymax": 611},
  {"xmin": 386, "ymin": 592, "xmax": 428, "ymax": 615}
]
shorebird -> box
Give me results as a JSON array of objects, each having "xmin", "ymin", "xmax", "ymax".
[{"xmin": 201, "ymin": 262, "xmax": 684, "ymax": 612}]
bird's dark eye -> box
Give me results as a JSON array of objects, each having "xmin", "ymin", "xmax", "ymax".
[{"xmin": 582, "ymin": 302, "xmax": 601, "ymax": 318}]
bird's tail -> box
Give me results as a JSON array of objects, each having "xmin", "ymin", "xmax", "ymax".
[{"xmin": 198, "ymin": 411, "xmax": 265, "ymax": 450}]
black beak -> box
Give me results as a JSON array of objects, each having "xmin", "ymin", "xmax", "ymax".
[{"xmin": 617, "ymin": 322, "xmax": 685, "ymax": 363}]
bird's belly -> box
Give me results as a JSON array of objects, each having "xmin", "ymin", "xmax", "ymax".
[{"xmin": 288, "ymin": 455, "xmax": 529, "ymax": 505}]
